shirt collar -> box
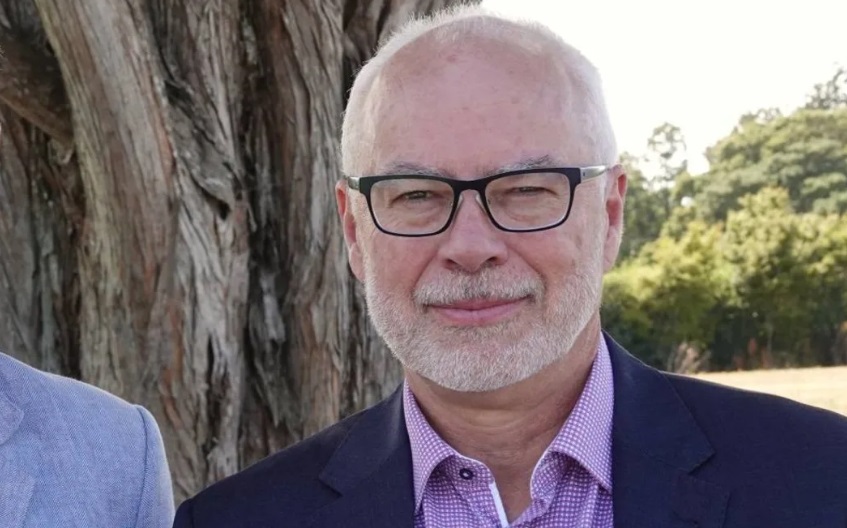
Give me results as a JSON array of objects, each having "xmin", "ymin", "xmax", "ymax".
[
  {"xmin": 546, "ymin": 335, "xmax": 614, "ymax": 491},
  {"xmin": 402, "ymin": 334, "xmax": 615, "ymax": 510},
  {"xmin": 403, "ymin": 380, "xmax": 455, "ymax": 511}
]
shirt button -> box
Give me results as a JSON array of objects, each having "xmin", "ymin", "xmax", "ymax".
[{"xmin": 459, "ymin": 468, "xmax": 474, "ymax": 480}]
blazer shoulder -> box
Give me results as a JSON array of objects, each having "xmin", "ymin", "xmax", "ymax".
[
  {"xmin": 0, "ymin": 352, "xmax": 174, "ymax": 527},
  {"xmin": 663, "ymin": 372, "xmax": 847, "ymax": 520},
  {"xmin": 179, "ymin": 405, "xmax": 370, "ymax": 525},
  {"xmin": 665, "ymin": 371, "xmax": 847, "ymax": 456},
  {"xmin": 0, "ymin": 352, "xmax": 139, "ymax": 420}
]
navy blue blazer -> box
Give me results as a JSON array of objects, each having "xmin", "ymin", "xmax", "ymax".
[{"xmin": 174, "ymin": 334, "xmax": 847, "ymax": 527}]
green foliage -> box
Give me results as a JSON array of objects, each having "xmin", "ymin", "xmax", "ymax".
[
  {"xmin": 604, "ymin": 186, "xmax": 847, "ymax": 371},
  {"xmin": 604, "ymin": 68, "xmax": 847, "ymax": 371},
  {"xmin": 695, "ymin": 107, "xmax": 847, "ymax": 220},
  {"xmin": 619, "ymin": 153, "xmax": 667, "ymax": 258},
  {"xmin": 645, "ymin": 122, "xmax": 688, "ymax": 188},
  {"xmin": 805, "ymin": 66, "xmax": 847, "ymax": 110},
  {"xmin": 604, "ymin": 221, "xmax": 729, "ymax": 368},
  {"xmin": 721, "ymin": 189, "xmax": 826, "ymax": 366},
  {"xmin": 619, "ymin": 124, "xmax": 692, "ymax": 258}
]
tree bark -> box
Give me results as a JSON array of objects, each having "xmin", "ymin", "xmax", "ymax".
[{"xmin": 0, "ymin": 0, "xmax": 475, "ymax": 501}]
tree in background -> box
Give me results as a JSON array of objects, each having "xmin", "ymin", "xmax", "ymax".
[
  {"xmin": 619, "ymin": 123, "xmax": 690, "ymax": 258},
  {"xmin": 619, "ymin": 152, "xmax": 666, "ymax": 258},
  {"xmin": 607, "ymin": 66, "xmax": 847, "ymax": 372},
  {"xmin": 605, "ymin": 186, "xmax": 847, "ymax": 372},
  {"xmin": 719, "ymin": 188, "xmax": 847, "ymax": 368},
  {"xmin": 805, "ymin": 66, "xmax": 847, "ymax": 110},
  {"xmin": 721, "ymin": 189, "xmax": 826, "ymax": 367},
  {"xmin": 646, "ymin": 122, "xmax": 688, "ymax": 191},
  {"xmin": 695, "ymin": 107, "xmax": 847, "ymax": 220},
  {"xmin": 603, "ymin": 220, "xmax": 729, "ymax": 370},
  {"xmin": 0, "ymin": 0, "xmax": 471, "ymax": 500}
]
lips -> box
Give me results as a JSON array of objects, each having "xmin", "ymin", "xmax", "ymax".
[{"xmin": 428, "ymin": 297, "xmax": 527, "ymax": 326}]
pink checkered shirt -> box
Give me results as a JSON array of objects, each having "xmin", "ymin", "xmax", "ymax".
[{"xmin": 403, "ymin": 336, "xmax": 614, "ymax": 527}]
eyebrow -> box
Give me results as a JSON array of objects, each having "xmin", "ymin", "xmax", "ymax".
[
  {"xmin": 375, "ymin": 161, "xmax": 448, "ymax": 177},
  {"xmin": 375, "ymin": 155, "xmax": 562, "ymax": 178},
  {"xmin": 487, "ymin": 155, "xmax": 559, "ymax": 175}
]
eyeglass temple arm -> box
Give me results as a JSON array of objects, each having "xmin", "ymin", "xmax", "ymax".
[
  {"xmin": 580, "ymin": 166, "xmax": 611, "ymax": 182},
  {"xmin": 344, "ymin": 175, "xmax": 361, "ymax": 191}
]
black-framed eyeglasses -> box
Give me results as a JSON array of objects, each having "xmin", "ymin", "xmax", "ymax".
[{"xmin": 345, "ymin": 166, "xmax": 609, "ymax": 237}]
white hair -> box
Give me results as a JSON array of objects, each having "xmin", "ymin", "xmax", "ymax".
[{"xmin": 341, "ymin": 4, "xmax": 619, "ymax": 176}]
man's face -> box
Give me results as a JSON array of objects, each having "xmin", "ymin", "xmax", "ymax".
[{"xmin": 339, "ymin": 41, "xmax": 625, "ymax": 392}]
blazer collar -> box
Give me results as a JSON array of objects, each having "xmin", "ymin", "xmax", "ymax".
[
  {"xmin": 606, "ymin": 333, "xmax": 730, "ymax": 528},
  {"xmin": 311, "ymin": 334, "xmax": 731, "ymax": 528},
  {"xmin": 310, "ymin": 386, "xmax": 415, "ymax": 527}
]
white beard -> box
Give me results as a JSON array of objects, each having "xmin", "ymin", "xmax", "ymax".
[{"xmin": 363, "ymin": 256, "xmax": 603, "ymax": 392}]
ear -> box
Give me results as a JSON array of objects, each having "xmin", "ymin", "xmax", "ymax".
[
  {"xmin": 336, "ymin": 180, "xmax": 365, "ymax": 282},
  {"xmin": 602, "ymin": 165, "xmax": 627, "ymax": 272}
]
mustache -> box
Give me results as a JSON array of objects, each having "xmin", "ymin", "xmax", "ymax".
[{"xmin": 413, "ymin": 270, "xmax": 543, "ymax": 305}]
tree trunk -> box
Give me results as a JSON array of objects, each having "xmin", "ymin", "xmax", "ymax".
[{"xmin": 0, "ymin": 0, "xmax": 472, "ymax": 501}]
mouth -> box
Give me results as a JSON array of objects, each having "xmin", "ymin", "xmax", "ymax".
[{"xmin": 427, "ymin": 297, "xmax": 529, "ymax": 326}]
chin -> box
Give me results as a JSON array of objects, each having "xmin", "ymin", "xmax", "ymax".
[
  {"xmin": 421, "ymin": 363, "xmax": 541, "ymax": 393},
  {"xmin": 402, "ymin": 335, "xmax": 565, "ymax": 393}
]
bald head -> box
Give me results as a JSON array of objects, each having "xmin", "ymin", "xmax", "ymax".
[{"xmin": 341, "ymin": 6, "xmax": 618, "ymax": 177}]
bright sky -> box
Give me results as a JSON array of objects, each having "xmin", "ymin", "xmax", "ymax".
[{"xmin": 481, "ymin": 0, "xmax": 847, "ymax": 174}]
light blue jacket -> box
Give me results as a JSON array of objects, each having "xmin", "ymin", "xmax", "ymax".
[{"xmin": 0, "ymin": 352, "xmax": 174, "ymax": 527}]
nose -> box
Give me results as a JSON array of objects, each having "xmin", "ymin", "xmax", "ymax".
[{"xmin": 436, "ymin": 191, "xmax": 508, "ymax": 273}]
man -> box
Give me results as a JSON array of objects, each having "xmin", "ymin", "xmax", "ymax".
[
  {"xmin": 174, "ymin": 6, "xmax": 847, "ymax": 527},
  {"xmin": 0, "ymin": 351, "xmax": 174, "ymax": 527}
]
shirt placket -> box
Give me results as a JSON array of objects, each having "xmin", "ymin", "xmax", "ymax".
[{"xmin": 444, "ymin": 457, "xmax": 504, "ymax": 527}]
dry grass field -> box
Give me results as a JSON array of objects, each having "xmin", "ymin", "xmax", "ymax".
[{"xmin": 694, "ymin": 366, "xmax": 847, "ymax": 416}]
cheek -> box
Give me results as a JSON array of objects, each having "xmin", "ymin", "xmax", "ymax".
[
  {"xmin": 541, "ymin": 242, "xmax": 580, "ymax": 284},
  {"xmin": 363, "ymin": 236, "xmax": 434, "ymax": 293},
  {"xmin": 515, "ymin": 226, "xmax": 596, "ymax": 292},
  {"xmin": 570, "ymin": 227, "xmax": 602, "ymax": 259},
  {"xmin": 558, "ymin": 196, "xmax": 608, "ymax": 265}
]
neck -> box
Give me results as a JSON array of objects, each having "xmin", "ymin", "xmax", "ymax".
[{"xmin": 406, "ymin": 316, "xmax": 602, "ymax": 521}]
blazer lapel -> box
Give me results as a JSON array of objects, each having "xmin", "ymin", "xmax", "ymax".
[
  {"xmin": 308, "ymin": 387, "xmax": 415, "ymax": 528},
  {"xmin": 607, "ymin": 334, "xmax": 730, "ymax": 528},
  {"xmin": 0, "ymin": 389, "xmax": 35, "ymax": 528},
  {"xmin": 309, "ymin": 337, "xmax": 732, "ymax": 528}
]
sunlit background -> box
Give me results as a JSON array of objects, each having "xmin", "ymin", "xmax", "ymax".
[{"xmin": 482, "ymin": 0, "xmax": 847, "ymax": 174}]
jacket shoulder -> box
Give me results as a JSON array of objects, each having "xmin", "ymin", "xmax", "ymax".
[
  {"xmin": 0, "ymin": 352, "xmax": 174, "ymax": 526},
  {"xmin": 665, "ymin": 372, "xmax": 847, "ymax": 477},
  {"xmin": 177, "ymin": 405, "xmax": 370, "ymax": 526},
  {"xmin": 666, "ymin": 371, "xmax": 847, "ymax": 441},
  {"xmin": 0, "ymin": 352, "xmax": 140, "ymax": 420},
  {"xmin": 664, "ymin": 373, "xmax": 847, "ymax": 520}
]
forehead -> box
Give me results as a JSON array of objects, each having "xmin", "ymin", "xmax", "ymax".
[{"xmin": 363, "ymin": 35, "xmax": 595, "ymax": 176}]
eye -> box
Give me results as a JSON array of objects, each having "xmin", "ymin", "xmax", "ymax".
[
  {"xmin": 398, "ymin": 190, "xmax": 434, "ymax": 201},
  {"xmin": 511, "ymin": 186, "xmax": 547, "ymax": 194}
]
